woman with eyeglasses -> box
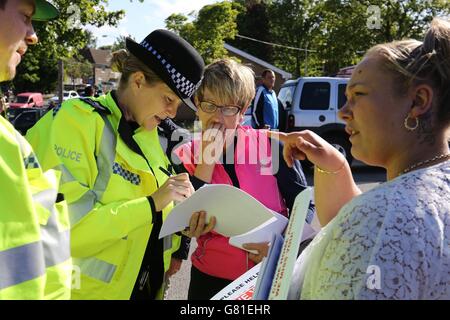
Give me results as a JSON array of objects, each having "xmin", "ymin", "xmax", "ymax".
[{"xmin": 172, "ymin": 59, "xmax": 316, "ymax": 300}]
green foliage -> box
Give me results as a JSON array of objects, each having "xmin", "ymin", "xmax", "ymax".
[
  {"xmin": 64, "ymin": 56, "xmax": 92, "ymax": 85},
  {"xmin": 9, "ymin": 0, "xmax": 450, "ymax": 94},
  {"xmin": 111, "ymin": 35, "xmax": 134, "ymax": 52},
  {"xmin": 228, "ymin": 0, "xmax": 274, "ymax": 62},
  {"xmin": 268, "ymin": 0, "xmax": 322, "ymax": 76},
  {"xmin": 232, "ymin": 0, "xmax": 450, "ymax": 77},
  {"xmin": 165, "ymin": 13, "xmax": 189, "ymax": 35},
  {"xmin": 165, "ymin": 1, "xmax": 242, "ymax": 64},
  {"xmin": 310, "ymin": 0, "xmax": 450, "ymax": 75},
  {"xmin": 13, "ymin": 0, "xmax": 125, "ymax": 93}
]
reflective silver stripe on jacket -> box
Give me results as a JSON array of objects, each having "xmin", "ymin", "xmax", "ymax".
[
  {"xmin": 60, "ymin": 113, "xmax": 119, "ymax": 283},
  {"xmin": 14, "ymin": 130, "xmax": 30, "ymax": 157},
  {"xmin": 0, "ymin": 242, "xmax": 45, "ymax": 290},
  {"xmin": 74, "ymin": 257, "xmax": 117, "ymax": 283},
  {"xmin": 163, "ymin": 236, "xmax": 172, "ymax": 252},
  {"xmin": 63, "ymin": 113, "xmax": 117, "ymax": 226},
  {"xmin": 93, "ymin": 113, "xmax": 116, "ymax": 202},
  {"xmin": 55, "ymin": 163, "xmax": 77, "ymax": 185},
  {"xmin": 54, "ymin": 164, "xmax": 96, "ymax": 225},
  {"xmin": 67, "ymin": 190, "xmax": 97, "ymax": 226},
  {"xmin": 33, "ymin": 189, "xmax": 71, "ymax": 268},
  {"xmin": 74, "ymin": 237, "xmax": 173, "ymax": 285},
  {"xmin": 0, "ymin": 133, "xmax": 63, "ymax": 290},
  {"xmin": 33, "ymin": 189, "xmax": 57, "ymax": 215}
]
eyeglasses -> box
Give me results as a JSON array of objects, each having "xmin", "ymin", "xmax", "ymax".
[{"xmin": 198, "ymin": 101, "xmax": 241, "ymax": 117}]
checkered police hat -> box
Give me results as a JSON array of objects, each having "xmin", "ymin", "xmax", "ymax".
[{"xmin": 126, "ymin": 30, "xmax": 205, "ymax": 111}]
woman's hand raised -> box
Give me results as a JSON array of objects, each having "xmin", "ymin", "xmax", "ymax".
[{"xmin": 269, "ymin": 130, "xmax": 346, "ymax": 171}]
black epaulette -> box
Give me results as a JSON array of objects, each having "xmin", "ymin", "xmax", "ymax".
[{"xmin": 79, "ymin": 97, "xmax": 112, "ymax": 115}]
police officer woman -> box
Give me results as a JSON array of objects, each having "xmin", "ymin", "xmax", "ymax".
[{"xmin": 27, "ymin": 30, "xmax": 213, "ymax": 299}]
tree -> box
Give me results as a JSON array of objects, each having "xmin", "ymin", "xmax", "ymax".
[
  {"xmin": 13, "ymin": 0, "xmax": 125, "ymax": 93},
  {"xmin": 98, "ymin": 35, "xmax": 136, "ymax": 52},
  {"xmin": 64, "ymin": 57, "xmax": 92, "ymax": 85},
  {"xmin": 111, "ymin": 35, "xmax": 135, "ymax": 52},
  {"xmin": 85, "ymin": 30, "xmax": 98, "ymax": 48},
  {"xmin": 252, "ymin": 0, "xmax": 450, "ymax": 77},
  {"xmin": 311, "ymin": 0, "xmax": 370, "ymax": 76},
  {"xmin": 268, "ymin": 0, "xmax": 322, "ymax": 77},
  {"xmin": 228, "ymin": 0, "xmax": 274, "ymax": 62},
  {"xmin": 313, "ymin": 0, "xmax": 450, "ymax": 75},
  {"xmin": 165, "ymin": 1, "xmax": 243, "ymax": 64},
  {"xmin": 165, "ymin": 13, "xmax": 189, "ymax": 35},
  {"xmin": 362, "ymin": 0, "xmax": 450, "ymax": 42}
]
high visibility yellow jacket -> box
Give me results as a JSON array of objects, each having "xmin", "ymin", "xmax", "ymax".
[
  {"xmin": 0, "ymin": 116, "xmax": 71, "ymax": 300},
  {"xmin": 27, "ymin": 92, "xmax": 181, "ymax": 300}
]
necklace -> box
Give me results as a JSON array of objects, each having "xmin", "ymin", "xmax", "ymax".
[{"xmin": 401, "ymin": 153, "xmax": 450, "ymax": 176}]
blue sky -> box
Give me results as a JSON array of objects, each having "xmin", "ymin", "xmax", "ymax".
[{"xmin": 88, "ymin": 0, "xmax": 220, "ymax": 47}]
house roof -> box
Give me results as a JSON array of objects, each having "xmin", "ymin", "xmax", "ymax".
[
  {"xmin": 83, "ymin": 48, "xmax": 111, "ymax": 66},
  {"xmin": 336, "ymin": 65, "xmax": 356, "ymax": 78},
  {"xmin": 224, "ymin": 43, "xmax": 293, "ymax": 80}
]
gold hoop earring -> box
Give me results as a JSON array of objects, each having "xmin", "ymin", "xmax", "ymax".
[{"xmin": 404, "ymin": 115, "xmax": 419, "ymax": 131}]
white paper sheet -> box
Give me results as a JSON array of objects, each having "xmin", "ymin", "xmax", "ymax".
[
  {"xmin": 253, "ymin": 232, "xmax": 284, "ymax": 300},
  {"xmin": 211, "ymin": 263, "xmax": 261, "ymax": 300},
  {"xmin": 268, "ymin": 187, "xmax": 313, "ymax": 300},
  {"xmin": 159, "ymin": 184, "xmax": 280, "ymax": 239},
  {"xmin": 228, "ymin": 212, "xmax": 288, "ymax": 253}
]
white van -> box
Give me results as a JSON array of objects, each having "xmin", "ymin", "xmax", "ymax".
[{"xmin": 280, "ymin": 77, "xmax": 352, "ymax": 164}]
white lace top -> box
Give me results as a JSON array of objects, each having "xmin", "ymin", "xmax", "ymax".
[{"xmin": 288, "ymin": 161, "xmax": 450, "ymax": 300}]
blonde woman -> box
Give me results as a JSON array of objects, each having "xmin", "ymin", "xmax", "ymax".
[
  {"xmin": 174, "ymin": 59, "xmax": 315, "ymax": 299},
  {"xmin": 280, "ymin": 18, "xmax": 450, "ymax": 299},
  {"xmin": 27, "ymin": 30, "xmax": 213, "ymax": 299}
]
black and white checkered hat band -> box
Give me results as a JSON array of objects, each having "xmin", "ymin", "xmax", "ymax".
[
  {"xmin": 140, "ymin": 40, "xmax": 201, "ymax": 98},
  {"xmin": 113, "ymin": 162, "xmax": 141, "ymax": 185}
]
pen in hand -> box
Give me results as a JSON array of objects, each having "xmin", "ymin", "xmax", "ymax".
[
  {"xmin": 159, "ymin": 166, "xmax": 173, "ymax": 177},
  {"xmin": 158, "ymin": 166, "xmax": 191, "ymax": 205}
]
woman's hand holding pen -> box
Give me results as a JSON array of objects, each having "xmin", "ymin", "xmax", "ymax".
[{"xmin": 150, "ymin": 173, "xmax": 194, "ymax": 212}]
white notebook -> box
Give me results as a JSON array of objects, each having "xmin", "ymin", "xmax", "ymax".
[{"xmin": 159, "ymin": 184, "xmax": 288, "ymax": 252}]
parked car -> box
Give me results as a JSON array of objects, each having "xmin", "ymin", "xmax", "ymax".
[
  {"xmin": 6, "ymin": 107, "xmax": 48, "ymax": 135},
  {"xmin": 49, "ymin": 90, "xmax": 80, "ymax": 103},
  {"xmin": 282, "ymin": 77, "xmax": 352, "ymax": 164},
  {"xmin": 9, "ymin": 92, "xmax": 45, "ymax": 109}
]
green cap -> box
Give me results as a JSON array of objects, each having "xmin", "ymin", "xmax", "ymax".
[{"xmin": 32, "ymin": 0, "xmax": 59, "ymax": 21}]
